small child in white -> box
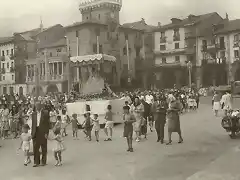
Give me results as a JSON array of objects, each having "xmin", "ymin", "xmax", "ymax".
[
  {"xmin": 92, "ymin": 114, "xmax": 100, "ymax": 142},
  {"xmin": 52, "ymin": 128, "xmax": 66, "ymax": 166},
  {"xmin": 18, "ymin": 124, "xmax": 32, "ymax": 166}
]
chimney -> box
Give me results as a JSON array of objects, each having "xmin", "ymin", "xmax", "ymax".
[
  {"xmin": 226, "ymin": 13, "xmax": 229, "ymax": 20},
  {"xmin": 158, "ymin": 22, "xmax": 161, "ymax": 27}
]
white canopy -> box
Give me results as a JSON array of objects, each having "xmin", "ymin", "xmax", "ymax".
[{"xmin": 70, "ymin": 54, "xmax": 116, "ymax": 64}]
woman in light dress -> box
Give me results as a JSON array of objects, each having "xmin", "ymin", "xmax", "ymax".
[
  {"xmin": 130, "ymin": 97, "xmax": 144, "ymax": 142},
  {"xmin": 212, "ymin": 91, "xmax": 221, "ymax": 116},
  {"xmin": 2, "ymin": 105, "xmax": 10, "ymax": 139},
  {"xmin": 26, "ymin": 105, "xmax": 34, "ymax": 132}
]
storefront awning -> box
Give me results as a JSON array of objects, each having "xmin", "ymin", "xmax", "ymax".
[{"xmin": 70, "ymin": 54, "xmax": 116, "ymax": 64}]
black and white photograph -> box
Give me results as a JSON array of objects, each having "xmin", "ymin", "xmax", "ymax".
[{"xmin": 1, "ymin": 0, "xmax": 240, "ymax": 179}]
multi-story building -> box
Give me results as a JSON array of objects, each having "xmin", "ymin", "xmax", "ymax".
[
  {"xmin": 0, "ymin": 37, "xmax": 16, "ymax": 94},
  {"xmin": 122, "ymin": 19, "xmax": 156, "ymax": 89},
  {"xmin": 212, "ymin": 18, "xmax": 240, "ymax": 85},
  {"xmin": 153, "ymin": 12, "xmax": 223, "ymax": 89},
  {"xmin": 24, "ymin": 24, "xmax": 69, "ymax": 95},
  {"xmin": 65, "ymin": 0, "xmax": 148, "ymax": 91}
]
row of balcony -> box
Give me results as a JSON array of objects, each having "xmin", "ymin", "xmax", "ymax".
[
  {"xmin": 160, "ymin": 34, "xmax": 181, "ymax": 43},
  {"xmin": 0, "ymin": 54, "xmax": 15, "ymax": 61},
  {"xmin": 26, "ymin": 74, "xmax": 65, "ymax": 83},
  {"xmin": 0, "ymin": 67, "xmax": 15, "ymax": 74},
  {"xmin": 201, "ymin": 43, "xmax": 226, "ymax": 52}
]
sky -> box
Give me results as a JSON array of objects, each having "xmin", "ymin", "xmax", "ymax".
[{"xmin": 0, "ymin": 0, "xmax": 240, "ymax": 36}]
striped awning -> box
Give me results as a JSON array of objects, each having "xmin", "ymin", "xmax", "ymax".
[{"xmin": 70, "ymin": 54, "xmax": 116, "ymax": 64}]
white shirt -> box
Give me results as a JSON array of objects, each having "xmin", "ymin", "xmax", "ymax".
[
  {"xmin": 37, "ymin": 111, "xmax": 41, "ymax": 127},
  {"xmin": 145, "ymin": 95, "xmax": 154, "ymax": 104}
]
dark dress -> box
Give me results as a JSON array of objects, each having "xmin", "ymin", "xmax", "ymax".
[
  {"xmin": 167, "ymin": 101, "xmax": 182, "ymax": 133},
  {"xmin": 123, "ymin": 114, "xmax": 135, "ymax": 137}
]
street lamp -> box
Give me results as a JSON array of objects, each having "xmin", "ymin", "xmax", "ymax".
[{"xmin": 187, "ymin": 61, "xmax": 192, "ymax": 89}]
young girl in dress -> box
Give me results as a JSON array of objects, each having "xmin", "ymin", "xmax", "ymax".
[
  {"xmin": 71, "ymin": 114, "xmax": 79, "ymax": 140},
  {"xmin": 92, "ymin": 114, "xmax": 100, "ymax": 142},
  {"xmin": 18, "ymin": 124, "xmax": 31, "ymax": 166},
  {"xmin": 51, "ymin": 128, "xmax": 65, "ymax": 166},
  {"xmin": 82, "ymin": 112, "xmax": 93, "ymax": 141}
]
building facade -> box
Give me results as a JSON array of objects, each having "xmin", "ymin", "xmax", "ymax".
[
  {"xmin": 153, "ymin": 12, "xmax": 223, "ymax": 89},
  {"xmin": 66, "ymin": 0, "xmax": 148, "ymax": 91},
  {"xmin": 24, "ymin": 24, "xmax": 69, "ymax": 95},
  {"xmin": 0, "ymin": 37, "xmax": 16, "ymax": 94}
]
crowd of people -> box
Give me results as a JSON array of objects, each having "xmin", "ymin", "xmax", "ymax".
[{"xmin": 0, "ymin": 87, "xmax": 201, "ymax": 167}]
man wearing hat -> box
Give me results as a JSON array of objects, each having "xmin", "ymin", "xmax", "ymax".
[{"xmin": 31, "ymin": 102, "xmax": 50, "ymax": 167}]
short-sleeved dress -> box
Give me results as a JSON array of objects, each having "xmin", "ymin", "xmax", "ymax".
[
  {"xmin": 92, "ymin": 119, "xmax": 100, "ymax": 131},
  {"xmin": 53, "ymin": 134, "xmax": 65, "ymax": 152},
  {"xmin": 21, "ymin": 132, "xmax": 31, "ymax": 151},
  {"xmin": 131, "ymin": 103, "xmax": 144, "ymax": 132}
]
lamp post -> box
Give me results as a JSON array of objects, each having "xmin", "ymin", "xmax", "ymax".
[{"xmin": 187, "ymin": 61, "xmax": 192, "ymax": 89}]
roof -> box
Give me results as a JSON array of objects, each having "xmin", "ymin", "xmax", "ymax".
[
  {"xmin": 154, "ymin": 12, "xmax": 218, "ymax": 31},
  {"xmin": 19, "ymin": 34, "xmax": 34, "ymax": 41},
  {"xmin": 122, "ymin": 19, "xmax": 157, "ymax": 32},
  {"xmin": 15, "ymin": 28, "xmax": 42, "ymax": 37},
  {"xmin": 215, "ymin": 19, "xmax": 240, "ymax": 34},
  {"xmin": 35, "ymin": 24, "xmax": 63, "ymax": 36},
  {"xmin": 40, "ymin": 38, "xmax": 66, "ymax": 49},
  {"xmin": 65, "ymin": 19, "xmax": 144, "ymax": 32},
  {"xmin": 0, "ymin": 36, "xmax": 14, "ymax": 44}
]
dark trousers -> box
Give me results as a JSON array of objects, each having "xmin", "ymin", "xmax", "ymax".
[
  {"xmin": 33, "ymin": 128, "xmax": 48, "ymax": 165},
  {"xmin": 156, "ymin": 123, "xmax": 165, "ymax": 141}
]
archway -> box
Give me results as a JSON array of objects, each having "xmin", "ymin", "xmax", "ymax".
[
  {"xmin": 19, "ymin": 86, "xmax": 23, "ymax": 95},
  {"xmin": 46, "ymin": 84, "xmax": 59, "ymax": 93}
]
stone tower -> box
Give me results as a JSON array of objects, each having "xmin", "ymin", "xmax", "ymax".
[{"xmin": 79, "ymin": 0, "xmax": 122, "ymax": 24}]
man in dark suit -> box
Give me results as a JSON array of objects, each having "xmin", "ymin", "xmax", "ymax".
[
  {"xmin": 31, "ymin": 102, "xmax": 50, "ymax": 167},
  {"xmin": 151, "ymin": 95, "xmax": 168, "ymax": 144}
]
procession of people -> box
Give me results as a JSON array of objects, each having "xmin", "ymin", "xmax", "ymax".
[{"xmin": 0, "ymin": 86, "xmax": 202, "ymax": 166}]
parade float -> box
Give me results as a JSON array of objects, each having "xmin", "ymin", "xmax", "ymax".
[{"xmin": 66, "ymin": 54, "xmax": 124, "ymax": 124}]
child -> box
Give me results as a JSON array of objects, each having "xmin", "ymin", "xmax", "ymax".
[
  {"xmin": 82, "ymin": 112, "xmax": 92, "ymax": 141},
  {"xmin": 71, "ymin": 114, "xmax": 79, "ymax": 140},
  {"xmin": 104, "ymin": 105, "xmax": 114, "ymax": 141},
  {"xmin": 52, "ymin": 128, "xmax": 65, "ymax": 166},
  {"xmin": 92, "ymin": 114, "xmax": 100, "ymax": 142},
  {"xmin": 123, "ymin": 106, "xmax": 136, "ymax": 152},
  {"xmin": 18, "ymin": 124, "xmax": 31, "ymax": 166}
]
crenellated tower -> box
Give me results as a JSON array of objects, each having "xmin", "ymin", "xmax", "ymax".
[{"xmin": 79, "ymin": 0, "xmax": 122, "ymax": 24}]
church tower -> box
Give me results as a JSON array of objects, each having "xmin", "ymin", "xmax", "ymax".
[
  {"xmin": 79, "ymin": 0, "xmax": 122, "ymax": 24},
  {"xmin": 40, "ymin": 16, "xmax": 44, "ymax": 32}
]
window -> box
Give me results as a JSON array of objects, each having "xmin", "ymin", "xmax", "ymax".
[
  {"xmin": 234, "ymin": 34, "xmax": 239, "ymax": 42},
  {"xmin": 107, "ymin": 32, "xmax": 110, "ymax": 40},
  {"xmin": 12, "ymin": 75, "xmax": 14, "ymax": 80},
  {"xmin": 220, "ymin": 51, "xmax": 225, "ymax": 58},
  {"xmin": 160, "ymin": 32, "xmax": 165, "ymax": 38},
  {"xmin": 2, "ymin": 76, "xmax": 5, "ymax": 80},
  {"xmin": 6, "ymin": 50, "xmax": 9, "ymax": 55},
  {"xmin": 99, "ymin": 45, "xmax": 103, "ymax": 54},
  {"xmin": 162, "ymin": 57, "xmax": 166, "ymax": 63},
  {"xmin": 125, "ymin": 34, "xmax": 128, "ymax": 41},
  {"xmin": 175, "ymin": 43, "xmax": 179, "ymax": 49},
  {"xmin": 2, "ymin": 51, "xmax": 4, "ymax": 56},
  {"xmin": 234, "ymin": 50, "xmax": 239, "ymax": 58},
  {"xmin": 50, "ymin": 52, "xmax": 53, "ymax": 57},
  {"xmin": 57, "ymin": 48, "xmax": 62, "ymax": 52},
  {"xmin": 98, "ymin": 14, "xmax": 101, "ymax": 19},
  {"xmin": 76, "ymin": 31, "xmax": 79, "ymax": 37},
  {"xmin": 7, "ymin": 63, "xmax": 9, "ymax": 69},
  {"xmin": 123, "ymin": 47, "xmax": 127, "ymax": 55},
  {"xmin": 11, "ymin": 49, "xmax": 14, "ymax": 55},
  {"xmin": 160, "ymin": 45, "xmax": 166, "ymax": 50},
  {"xmin": 93, "ymin": 44, "xmax": 97, "ymax": 53},
  {"xmin": 202, "ymin": 40, "xmax": 207, "ymax": 46},
  {"xmin": 2, "ymin": 63, "xmax": 5, "ymax": 68},
  {"xmin": 175, "ymin": 56, "xmax": 180, "ymax": 62}
]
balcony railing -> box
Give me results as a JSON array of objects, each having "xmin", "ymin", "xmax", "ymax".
[
  {"xmin": 173, "ymin": 34, "xmax": 180, "ymax": 41},
  {"xmin": 160, "ymin": 36, "xmax": 167, "ymax": 43}
]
